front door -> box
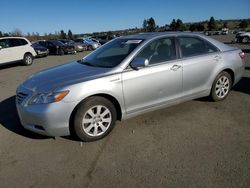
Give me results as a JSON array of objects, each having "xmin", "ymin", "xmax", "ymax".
[{"xmin": 122, "ymin": 37, "xmax": 183, "ymax": 114}]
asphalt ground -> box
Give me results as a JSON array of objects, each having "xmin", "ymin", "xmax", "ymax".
[{"xmin": 0, "ymin": 35, "xmax": 249, "ymax": 188}]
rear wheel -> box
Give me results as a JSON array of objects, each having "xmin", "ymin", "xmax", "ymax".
[
  {"xmin": 59, "ymin": 48, "xmax": 64, "ymax": 55},
  {"xmin": 74, "ymin": 97, "xmax": 117, "ymax": 141},
  {"xmin": 210, "ymin": 71, "xmax": 232, "ymax": 101},
  {"xmin": 242, "ymin": 36, "xmax": 249, "ymax": 44},
  {"xmin": 88, "ymin": 45, "xmax": 93, "ymax": 51},
  {"xmin": 22, "ymin": 53, "xmax": 33, "ymax": 66}
]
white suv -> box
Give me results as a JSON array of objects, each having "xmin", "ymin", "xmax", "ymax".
[{"xmin": 0, "ymin": 37, "xmax": 37, "ymax": 66}]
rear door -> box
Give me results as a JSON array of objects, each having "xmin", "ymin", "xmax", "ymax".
[
  {"xmin": 177, "ymin": 36, "xmax": 221, "ymax": 96},
  {"xmin": 0, "ymin": 39, "xmax": 13, "ymax": 64},
  {"xmin": 8, "ymin": 38, "xmax": 26, "ymax": 60}
]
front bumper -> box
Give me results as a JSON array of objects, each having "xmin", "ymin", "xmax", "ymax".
[
  {"xmin": 64, "ymin": 48, "xmax": 76, "ymax": 54},
  {"xmin": 36, "ymin": 50, "xmax": 49, "ymax": 57},
  {"xmin": 16, "ymin": 86, "xmax": 77, "ymax": 137}
]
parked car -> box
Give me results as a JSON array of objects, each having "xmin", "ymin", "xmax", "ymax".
[
  {"xmin": 221, "ymin": 28, "xmax": 229, "ymax": 35},
  {"xmin": 36, "ymin": 40, "xmax": 76, "ymax": 55},
  {"xmin": 16, "ymin": 32, "xmax": 245, "ymax": 141},
  {"xmin": 88, "ymin": 38, "xmax": 102, "ymax": 45},
  {"xmin": 74, "ymin": 38, "xmax": 100, "ymax": 50},
  {"xmin": 235, "ymin": 32, "xmax": 250, "ymax": 43},
  {"xmin": 97, "ymin": 35, "xmax": 116, "ymax": 45},
  {"xmin": 0, "ymin": 37, "xmax": 36, "ymax": 66},
  {"xmin": 31, "ymin": 42, "xmax": 49, "ymax": 57},
  {"xmin": 58, "ymin": 39, "xmax": 87, "ymax": 52}
]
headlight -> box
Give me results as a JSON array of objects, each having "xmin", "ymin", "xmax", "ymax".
[{"xmin": 29, "ymin": 91, "xmax": 69, "ymax": 105}]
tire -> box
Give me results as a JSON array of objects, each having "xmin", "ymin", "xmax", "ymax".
[
  {"xmin": 210, "ymin": 71, "xmax": 232, "ymax": 101},
  {"xmin": 88, "ymin": 45, "xmax": 93, "ymax": 51},
  {"xmin": 74, "ymin": 96, "xmax": 117, "ymax": 142},
  {"xmin": 242, "ymin": 37, "xmax": 249, "ymax": 44},
  {"xmin": 22, "ymin": 53, "xmax": 33, "ymax": 66},
  {"xmin": 59, "ymin": 48, "xmax": 64, "ymax": 55}
]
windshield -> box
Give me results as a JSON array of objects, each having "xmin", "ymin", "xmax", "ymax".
[
  {"xmin": 85, "ymin": 38, "xmax": 93, "ymax": 43},
  {"xmin": 51, "ymin": 40, "xmax": 64, "ymax": 46},
  {"xmin": 79, "ymin": 38, "xmax": 143, "ymax": 68}
]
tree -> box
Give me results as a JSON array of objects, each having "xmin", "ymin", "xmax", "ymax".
[
  {"xmin": 0, "ymin": 31, "xmax": 2, "ymax": 37},
  {"xmin": 208, "ymin": 17, "xmax": 217, "ymax": 31},
  {"xmin": 197, "ymin": 23, "xmax": 205, "ymax": 31},
  {"xmin": 169, "ymin": 19, "xmax": 176, "ymax": 31},
  {"xmin": 176, "ymin": 19, "xmax": 185, "ymax": 31},
  {"xmin": 68, "ymin": 30, "xmax": 73, "ymax": 39},
  {"xmin": 147, "ymin": 17, "xmax": 156, "ymax": 32},
  {"xmin": 142, "ymin": 17, "xmax": 156, "ymax": 32},
  {"xmin": 223, "ymin": 21, "xmax": 228, "ymax": 28},
  {"xmin": 189, "ymin": 24, "xmax": 196, "ymax": 32},
  {"xmin": 60, "ymin": 30, "xmax": 67, "ymax": 39},
  {"xmin": 239, "ymin": 20, "xmax": 248, "ymax": 28},
  {"xmin": 12, "ymin": 28, "xmax": 22, "ymax": 36},
  {"xmin": 142, "ymin": 19, "xmax": 147, "ymax": 31}
]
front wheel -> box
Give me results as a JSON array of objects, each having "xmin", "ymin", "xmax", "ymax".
[
  {"xmin": 22, "ymin": 53, "xmax": 33, "ymax": 66},
  {"xmin": 88, "ymin": 45, "xmax": 93, "ymax": 51},
  {"xmin": 59, "ymin": 48, "xmax": 64, "ymax": 55},
  {"xmin": 74, "ymin": 97, "xmax": 117, "ymax": 141},
  {"xmin": 210, "ymin": 71, "xmax": 232, "ymax": 101},
  {"xmin": 242, "ymin": 37, "xmax": 249, "ymax": 44}
]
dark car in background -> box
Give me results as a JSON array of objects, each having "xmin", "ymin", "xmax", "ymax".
[
  {"xmin": 31, "ymin": 42, "xmax": 49, "ymax": 57},
  {"xmin": 58, "ymin": 39, "xmax": 87, "ymax": 52},
  {"xmin": 35, "ymin": 40, "xmax": 76, "ymax": 55}
]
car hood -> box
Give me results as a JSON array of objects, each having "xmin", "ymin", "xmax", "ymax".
[{"xmin": 21, "ymin": 61, "xmax": 112, "ymax": 93}]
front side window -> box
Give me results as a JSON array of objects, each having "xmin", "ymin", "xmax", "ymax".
[
  {"xmin": 135, "ymin": 37, "xmax": 176, "ymax": 65},
  {"xmin": 178, "ymin": 37, "xmax": 218, "ymax": 58},
  {"xmin": 80, "ymin": 38, "xmax": 143, "ymax": 68}
]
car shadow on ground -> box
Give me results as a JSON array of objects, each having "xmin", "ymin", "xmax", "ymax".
[
  {"xmin": 0, "ymin": 62, "xmax": 23, "ymax": 70},
  {"xmin": 0, "ymin": 96, "xmax": 50, "ymax": 139},
  {"xmin": 242, "ymin": 49, "xmax": 250, "ymax": 53},
  {"xmin": 0, "ymin": 95, "xmax": 80, "ymax": 141},
  {"xmin": 233, "ymin": 77, "xmax": 250, "ymax": 95}
]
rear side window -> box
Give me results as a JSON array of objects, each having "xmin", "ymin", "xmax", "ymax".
[
  {"xmin": 178, "ymin": 37, "xmax": 218, "ymax": 58},
  {"xmin": 18, "ymin": 39, "xmax": 28, "ymax": 45},
  {"xmin": 38, "ymin": 41, "xmax": 46, "ymax": 46},
  {"xmin": 9, "ymin": 39, "xmax": 28, "ymax": 47}
]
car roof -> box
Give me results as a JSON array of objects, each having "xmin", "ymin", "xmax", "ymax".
[
  {"xmin": 120, "ymin": 32, "xmax": 235, "ymax": 52},
  {"xmin": 120, "ymin": 32, "xmax": 208, "ymax": 40},
  {"xmin": 0, "ymin": 37, "xmax": 28, "ymax": 40}
]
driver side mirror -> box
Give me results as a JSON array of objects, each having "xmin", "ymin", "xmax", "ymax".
[{"xmin": 130, "ymin": 57, "xmax": 149, "ymax": 70}]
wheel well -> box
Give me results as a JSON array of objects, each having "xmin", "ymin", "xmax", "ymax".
[
  {"xmin": 223, "ymin": 68, "xmax": 235, "ymax": 84},
  {"xmin": 68, "ymin": 94, "xmax": 122, "ymax": 135},
  {"xmin": 24, "ymin": 52, "xmax": 33, "ymax": 58}
]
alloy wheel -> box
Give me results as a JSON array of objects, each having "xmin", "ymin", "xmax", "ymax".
[
  {"xmin": 82, "ymin": 105, "xmax": 112, "ymax": 137},
  {"xmin": 215, "ymin": 76, "xmax": 230, "ymax": 98}
]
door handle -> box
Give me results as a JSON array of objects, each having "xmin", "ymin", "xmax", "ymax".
[{"xmin": 170, "ymin": 64, "xmax": 181, "ymax": 71}]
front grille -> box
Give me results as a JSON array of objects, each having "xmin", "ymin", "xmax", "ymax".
[{"xmin": 16, "ymin": 92, "xmax": 28, "ymax": 104}]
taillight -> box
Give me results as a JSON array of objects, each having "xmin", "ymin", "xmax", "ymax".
[{"xmin": 239, "ymin": 52, "xmax": 245, "ymax": 60}]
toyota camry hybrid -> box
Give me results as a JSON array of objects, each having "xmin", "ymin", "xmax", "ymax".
[{"xmin": 16, "ymin": 32, "xmax": 245, "ymax": 141}]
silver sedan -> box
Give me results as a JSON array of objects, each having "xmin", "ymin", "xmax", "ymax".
[{"xmin": 16, "ymin": 32, "xmax": 245, "ymax": 141}]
